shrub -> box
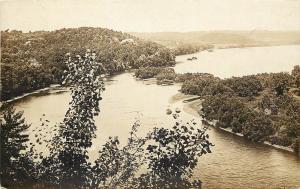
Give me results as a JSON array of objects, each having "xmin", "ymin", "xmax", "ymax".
[
  {"xmin": 269, "ymin": 72, "xmax": 293, "ymax": 96},
  {"xmin": 222, "ymin": 75, "xmax": 263, "ymax": 97},
  {"xmin": 181, "ymin": 75, "xmax": 219, "ymax": 96},
  {"xmin": 202, "ymin": 82, "xmax": 234, "ymax": 97},
  {"xmin": 135, "ymin": 67, "xmax": 175, "ymax": 79},
  {"xmin": 156, "ymin": 69, "xmax": 177, "ymax": 81},
  {"xmin": 242, "ymin": 112, "xmax": 274, "ymax": 142}
]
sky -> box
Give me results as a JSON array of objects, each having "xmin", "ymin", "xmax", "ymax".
[{"xmin": 0, "ymin": 0, "xmax": 300, "ymax": 32}]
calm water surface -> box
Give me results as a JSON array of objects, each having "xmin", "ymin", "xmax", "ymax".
[
  {"xmin": 14, "ymin": 45, "xmax": 300, "ymax": 189},
  {"xmin": 175, "ymin": 45, "xmax": 300, "ymax": 78}
]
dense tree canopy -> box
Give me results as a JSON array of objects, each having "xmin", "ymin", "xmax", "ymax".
[
  {"xmin": 269, "ymin": 72, "xmax": 293, "ymax": 96},
  {"xmin": 221, "ymin": 75, "xmax": 263, "ymax": 97},
  {"xmin": 1, "ymin": 27, "xmax": 175, "ymax": 101},
  {"xmin": 179, "ymin": 67, "xmax": 300, "ymax": 153},
  {"xmin": 174, "ymin": 44, "xmax": 213, "ymax": 56}
]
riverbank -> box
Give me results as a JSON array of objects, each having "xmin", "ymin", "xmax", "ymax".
[
  {"xmin": 2, "ymin": 84, "xmax": 65, "ymax": 105},
  {"xmin": 214, "ymin": 43, "xmax": 300, "ymax": 50},
  {"xmin": 176, "ymin": 93, "xmax": 296, "ymax": 154},
  {"xmin": 2, "ymin": 71, "xmax": 133, "ymax": 104}
]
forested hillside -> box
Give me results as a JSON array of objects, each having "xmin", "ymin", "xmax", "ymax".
[{"xmin": 1, "ymin": 27, "xmax": 175, "ymax": 101}]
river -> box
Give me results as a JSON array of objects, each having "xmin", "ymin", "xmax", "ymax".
[{"xmin": 13, "ymin": 45, "xmax": 300, "ymax": 188}]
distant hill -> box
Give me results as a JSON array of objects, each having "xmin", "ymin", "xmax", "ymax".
[
  {"xmin": 2, "ymin": 27, "xmax": 174, "ymax": 70},
  {"xmin": 131, "ymin": 31, "xmax": 300, "ymax": 48}
]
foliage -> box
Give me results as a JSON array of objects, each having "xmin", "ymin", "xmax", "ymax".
[
  {"xmin": 175, "ymin": 73, "xmax": 214, "ymax": 83},
  {"xmin": 174, "ymin": 44, "xmax": 206, "ymax": 56},
  {"xmin": 181, "ymin": 74, "xmax": 219, "ymax": 96},
  {"xmin": 37, "ymin": 50, "xmax": 104, "ymax": 188},
  {"xmin": 0, "ymin": 105, "xmax": 35, "ymax": 188},
  {"xmin": 222, "ymin": 75, "xmax": 263, "ymax": 97},
  {"xmin": 269, "ymin": 72, "xmax": 293, "ymax": 96},
  {"xmin": 92, "ymin": 120, "xmax": 146, "ymax": 188},
  {"xmin": 214, "ymin": 97, "xmax": 246, "ymax": 130},
  {"xmin": 292, "ymin": 65, "xmax": 300, "ymax": 88},
  {"xmin": 129, "ymin": 114, "xmax": 212, "ymax": 189},
  {"xmin": 134, "ymin": 67, "xmax": 175, "ymax": 79},
  {"xmin": 292, "ymin": 138, "xmax": 300, "ymax": 155},
  {"xmin": 134, "ymin": 69, "xmax": 221, "ymax": 88},
  {"xmin": 201, "ymin": 82, "xmax": 234, "ymax": 97},
  {"xmin": 1, "ymin": 27, "xmax": 175, "ymax": 101},
  {"xmin": 180, "ymin": 66, "xmax": 300, "ymax": 151},
  {"xmin": 259, "ymin": 94, "xmax": 278, "ymax": 115},
  {"xmin": 1, "ymin": 64, "xmax": 58, "ymax": 101},
  {"xmin": 156, "ymin": 68, "xmax": 177, "ymax": 81},
  {"xmin": 202, "ymin": 95, "xmax": 246, "ymax": 131},
  {"xmin": 201, "ymin": 95, "xmax": 275, "ymax": 142},
  {"xmin": 134, "ymin": 49, "xmax": 175, "ymax": 68},
  {"xmin": 242, "ymin": 112, "xmax": 274, "ymax": 142}
]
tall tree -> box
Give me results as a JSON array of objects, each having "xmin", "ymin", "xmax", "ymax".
[
  {"xmin": 0, "ymin": 105, "xmax": 33, "ymax": 187},
  {"xmin": 42, "ymin": 50, "xmax": 105, "ymax": 188}
]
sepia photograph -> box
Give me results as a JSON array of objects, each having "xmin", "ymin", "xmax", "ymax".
[{"xmin": 0, "ymin": 0, "xmax": 300, "ymax": 188}]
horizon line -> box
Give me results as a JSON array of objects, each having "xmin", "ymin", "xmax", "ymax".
[{"xmin": 2, "ymin": 26, "xmax": 300, "ymax": 34}]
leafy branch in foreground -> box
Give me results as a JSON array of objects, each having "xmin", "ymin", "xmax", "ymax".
[
  {"xmin": 92, "ymin": 120, "xmax": 146, "ymax": 188},
  {"xmin": 39, "ymin": 50, "xmax": 105, "ymax": 188},
  {"xmin": 130, "ymin": 114, "xmax": 213, "ymax": 189}
]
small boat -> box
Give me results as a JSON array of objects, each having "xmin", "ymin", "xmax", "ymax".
[
  {"xmin": 187, "ymin": 57, "xmax": 197, "ymax": 61},
  {"xmin": 207, "ymin": 49, "xmax": 214, "ymax": 52},
  {"xmin": 157, "ymin": 79, "xmax": 174, "ymax": 86},
  {"xmin": 166, "ymin": 109, "xmax": 172, "ymax": 115},
  {"xmin": 175, "ymin": 108, "xmax": 181, "ymax": 113}
]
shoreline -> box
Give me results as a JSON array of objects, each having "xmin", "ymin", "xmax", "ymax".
[
  {"xmin": 214, "ymin": 43, "xmax": 300, "ymax": 50},
  {"xmin": 2, "ymin": 84, "xmax": 64, "ymax": 104},
  {"xmin": 1, "ymin": 73, "xmax": 118, "ymax": 104},
  {"xmin": 4, "ymin": 44, "xmax": 298, "ymax": 104},
  {"xmin": 204, "ymin": 120, "xmax": 295, "ymax": 153},
  {"xmin": 176, "ymin": 43, "xmax": 300, "ymax": 57},
  {"xmin": 176, "ymin": 93, "xmax": 296, "ymax": 154}
]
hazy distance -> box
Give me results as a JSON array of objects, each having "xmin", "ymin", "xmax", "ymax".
[{"xmin": 1, "ymin": 0, "xmax": 300, "ymax": 32}]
